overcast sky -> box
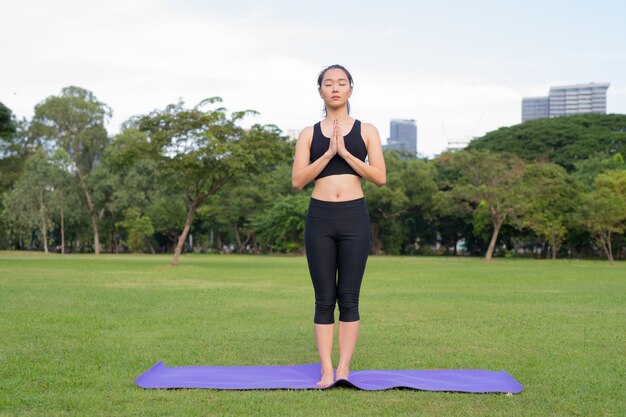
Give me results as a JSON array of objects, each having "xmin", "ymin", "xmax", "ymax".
[{"xmin": 2, "ymin": 0, "xmax": 625, "ymax": 156}]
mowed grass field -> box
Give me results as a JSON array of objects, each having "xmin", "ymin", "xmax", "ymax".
[{"xmin": 0, "ymin": 252, "xmax": 624, "ymax": 417}]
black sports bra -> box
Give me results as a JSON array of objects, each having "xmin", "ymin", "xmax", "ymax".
[{"xmin": 309, "ymin": 120, "xmax": 368, "ymax": 180}]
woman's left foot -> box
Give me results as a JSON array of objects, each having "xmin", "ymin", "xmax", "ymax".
[{"xmin": 335, "ymin": 367, "xmax": 349, "ymax": 380}]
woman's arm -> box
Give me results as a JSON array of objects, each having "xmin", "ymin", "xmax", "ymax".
[
  {"xmin": 338, "ymin": 123, "xmax": 386, "ymax": 187},
  {"xmin": 291, "ymin": 126, "xmax": 336, "ymax": 190}
]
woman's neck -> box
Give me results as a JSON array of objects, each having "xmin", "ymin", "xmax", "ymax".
[{"xmin": 325, "ymin": 107, "xmax": 351, "ymax": 122}]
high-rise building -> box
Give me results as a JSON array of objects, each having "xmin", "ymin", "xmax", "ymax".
[
  {"xmin": 522, "ymin": 82, "xmax": 610, "ymax": 122},
  {"xmin": 384, "ymin": 119, "xmax": 417, "ymax": 155},
  {"xmin": 522, "ymin": 97, "xmax": 549, "ymax": 121},
  {"xmin": 548, "ymin": 83, "xmax": 610, "ymax": 118}
]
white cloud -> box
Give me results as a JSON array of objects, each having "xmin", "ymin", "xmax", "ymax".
[{"xmin": 2, "ymin": 0, "xmax": 624, "ymax": 158}]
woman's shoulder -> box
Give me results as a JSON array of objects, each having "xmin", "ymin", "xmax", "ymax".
[
  {"xmin": 296, "ymin": 125, "xmax": 315, "ymax": 146},
  {"xmin": 298, "ymin": 125, "xmax": 315, "ymax": 138},
  {"xmin": 358, "ymin": 121, "xmax": 377, "ymax": 131},
  {"xmin": 358, "ymin": 121, "xmax": 381, "ymax": 138}
]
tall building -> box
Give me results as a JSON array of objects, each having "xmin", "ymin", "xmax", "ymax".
[
  {"xmin": 522, "ymin": 96, "xmax": 549, "ymax": 121},
  {"xmin": 522, "ymin": 82, "xmax": 610, "ymax": 122},
  {"xmin": 548, "ymin": 83, "xmax": 610, "ymax": 117},
  {"xmin": 384, "ymin": 119, "xmax": 417, "ymax": 155}
]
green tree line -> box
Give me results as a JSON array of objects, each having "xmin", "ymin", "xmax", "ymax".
[{"xmin": 1, "ymin": 88, "xmax": 625, "ymax": 263}]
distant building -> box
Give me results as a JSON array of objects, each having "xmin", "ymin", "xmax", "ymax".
[
  {"xmin": 522, "ymin": 96, "xmax": 550, "ymax": 121},
  {"xmin": 286, "ymin": 129, "xmax": 299, "ymax": 141},
  {"xmin": 384, "ymin": 119, "xmax": 417, "ymax": 155},
  {"xmin": 522, "ymin": 82, "xmax": 610, "ymax": 122},
  {"xmin": 548, "ymin": 83, "xmax": 610, "ymax": 118},
  {"xmin": 446, "ymin": 137, "xmax": 474, "ymax": 152}
]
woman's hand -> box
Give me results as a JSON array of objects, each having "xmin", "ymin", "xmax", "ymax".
[
  {"xmin": 324, "ymin": 119, "xmax": 339, "ymax": 158},
  {"xmin": 335, "ymin": 119, "xmax": 350, "ymax": 158}
]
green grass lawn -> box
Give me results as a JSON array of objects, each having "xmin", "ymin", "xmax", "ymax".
[{"xmin": 0, "ymin": 252, "xmax": 624, "ymax": 417}]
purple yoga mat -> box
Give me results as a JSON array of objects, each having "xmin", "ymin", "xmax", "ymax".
[{"xmin": 135, "ymin": 362, "xmax": 523, "ymax": 393}]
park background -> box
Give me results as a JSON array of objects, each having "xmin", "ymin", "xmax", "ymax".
[
  {"xmin": 1, "ymin": 1, "xmax": 626, "ymax": 263},
  {"xmin": 1, "ymin": 96, "xmax": 625, "ymax": 264},
  {"xmin": 1, "ymin": 1, "xmax": 625, "ymax": 416}
]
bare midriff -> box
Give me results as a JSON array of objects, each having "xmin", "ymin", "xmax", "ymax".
[{"xmin": 311, "ymin": 175, "xmax": 364, "ymax": 202}]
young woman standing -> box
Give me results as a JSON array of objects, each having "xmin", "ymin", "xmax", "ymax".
[{"xmin": 292, "ymin": 64, "xmax": 386, "ymax": 386}]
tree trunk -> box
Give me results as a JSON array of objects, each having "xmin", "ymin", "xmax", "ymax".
[
  {"xmin": 370, "ymin": 224, "xmax": 383, "ymax": 255},
  {"xmin": 90, "ymin": 214, "xmax": 101, "ymax": 255},
  {"xmin": 605, "ymin": 231, "xmax": 614, "ymax": 265},
  {"xmin": 41, "ymin": 207, "xmax": 48, "ymax": 254},
  {"xmin": 251, "ymin": 234, "xmax": 259, "ymax": 254},
  {"xmin": 114, "ymin": 232, "xmax": 119, "ymax": 254},
  {"xmin": 38, "ymin": 191, "xmax": 48, "ymax": 254},
  {"xmin": 485, "ymin": 219, "xmax": 503, "ymax": 261},
  {"xmin": 77, "ymin": 174, "xmax": 101, "ymax": 255},
  {"xmin": 234, "ymin": 224, "xmax": 242, "ymax": 252},
  {"xmin": 596, "ymin": 229, "xmax": 614, "ymax": 264},
  {"xmin": 60, "ymin": 204, "xmax": 65, "ymax": 254},
  {"xmin": 171, "ymin": 199, "xmax": 202, "ymax": 266},
  {"xmin": 238, "ymin": 232, "xmax": 253, "ymax": 254}
]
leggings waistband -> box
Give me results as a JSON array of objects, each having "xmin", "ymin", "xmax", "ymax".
[{"xmin": 307, "ymin": 197, "xmax": 368, "ymax": 218}]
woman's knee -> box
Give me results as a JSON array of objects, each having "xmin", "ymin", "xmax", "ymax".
[
  {"xmin": 337, "ymin": 293, "xmax": 359, "ymax": 322},
  {"xmin": 314, "ymin": 301, "xmax": 336, "ymax": 324}
]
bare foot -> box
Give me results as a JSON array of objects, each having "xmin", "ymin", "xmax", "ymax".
[
  {"xmin": 335, "ymin": 367, "xmax": 349, "ymax": 381},
  {"xmin": 317, "ymin": 367, "xmax": 334, "ymax": 387}
]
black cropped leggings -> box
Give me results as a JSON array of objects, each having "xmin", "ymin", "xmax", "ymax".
[{"xmin": 304, "ymin": 197, "xmax": 371, "ymax": 324}]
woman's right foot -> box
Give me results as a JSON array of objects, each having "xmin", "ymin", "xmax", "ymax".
[{"xmin": 317, "ymin": 367, "xmax": 334, "ymax": 387}]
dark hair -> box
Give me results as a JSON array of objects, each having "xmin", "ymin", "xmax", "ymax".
[{"xmin": 317, "ymin": 64, "xmax": 354, "ymax": 115}]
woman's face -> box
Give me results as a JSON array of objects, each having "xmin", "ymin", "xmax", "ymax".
[{"xmin": 319, "ymin": 68, "xmax": 352, "ymax": 110}]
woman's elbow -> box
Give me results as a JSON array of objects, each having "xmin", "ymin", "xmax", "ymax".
[
  {"xmin": 291, "ymin": 177, "xmax": 305, "ymax": 190},
  {"xmin": 375, "ymin": 173, "xmax": 387, "ymax": 187}
]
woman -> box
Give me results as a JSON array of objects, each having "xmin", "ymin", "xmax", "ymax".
[{"xmin": 291, "ymin": 64, "xmax": 386, "ymax": 386}]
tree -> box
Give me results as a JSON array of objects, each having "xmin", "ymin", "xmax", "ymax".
[
  {"xmin": 100, "ymin": 129, "xmax": 163, "ymax": 253},
  {"xmin": 44, "ymin": 148, "xmax": 86, "ymax": 254},
  {"xmin": 364, "ymin": 150, "xmax": 409, "ymax": 254},
  {"xmin": 198, "ymin": 161, "xmax": 295, "ymax": 254},
  {"xmin": 117, "ymin": 208, "xmax": 155, "ymax": 253},
  {"xmin": 253, "ymin": 194, "xmax": 310, "ymax": 253},
  {"xmin": 0, "ymin": 101, "xmax": 15, "ymax": 140},
  {"xmin": 29, "ymin": 86, "xmax": 112, "ymax": 254},
  {"xmin": 522, "ymin": 162, "xmax": 581, "ymax": 259},
  {"xmin": 0, "ymin": 103, "xmax": 29, "ymax": 195},
  {"xmin": 573, "ymin": 153, "xmax": 626, "ymax": 190},
  {"xmin": 446, "ymin": 150, "xmax": 529, "ymax": 260},
  {"xmin": 468, "ymin": 114, "xmax": 626, "ymax": 171},
  {"xmin": 134, "ymin": 98, "xmax": 291, "ymax": 265},
  {"xmin": 2, "ymin": 149, "xmax": 56, "ymax": 252},
  {"xmin": 577, "ymin": 170, "xmax": 626, "ymax": 264},
  {"xmin": 365, "ymin": 150, "xmax": 438, "ymax": 255}
]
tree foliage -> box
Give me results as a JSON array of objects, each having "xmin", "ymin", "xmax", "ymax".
[
  {"xmin": 2, "ymin": 149, "xmax": 56, "ymax": 252},
  {"xmin": 443, "ymin": 150, "xmax": 529, "ymax": 260},
  {"xmin": 468, "ymin": 114, "xmax": 626, "ymax": 171},
  {"xmin": 29, "ymin": 86, "xmax": 112, "ymax": 254},
  {"xmin": 522, "ymin": 162, "xmax": 581, "ymax": 259},
  {"xmin": 254, "ymin": 194, "xmax": 310, "ymax": 253},
  {"xmin": 132, "ymin": 98, "xmax": 292, "ymax": 264},
  {"xmin": 576, "ymin": 170, "xmax": 626, "ymax": 264},
  {"xmin": 3, "ymin": 89, "xmax": 625, "ymax": 262}
]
